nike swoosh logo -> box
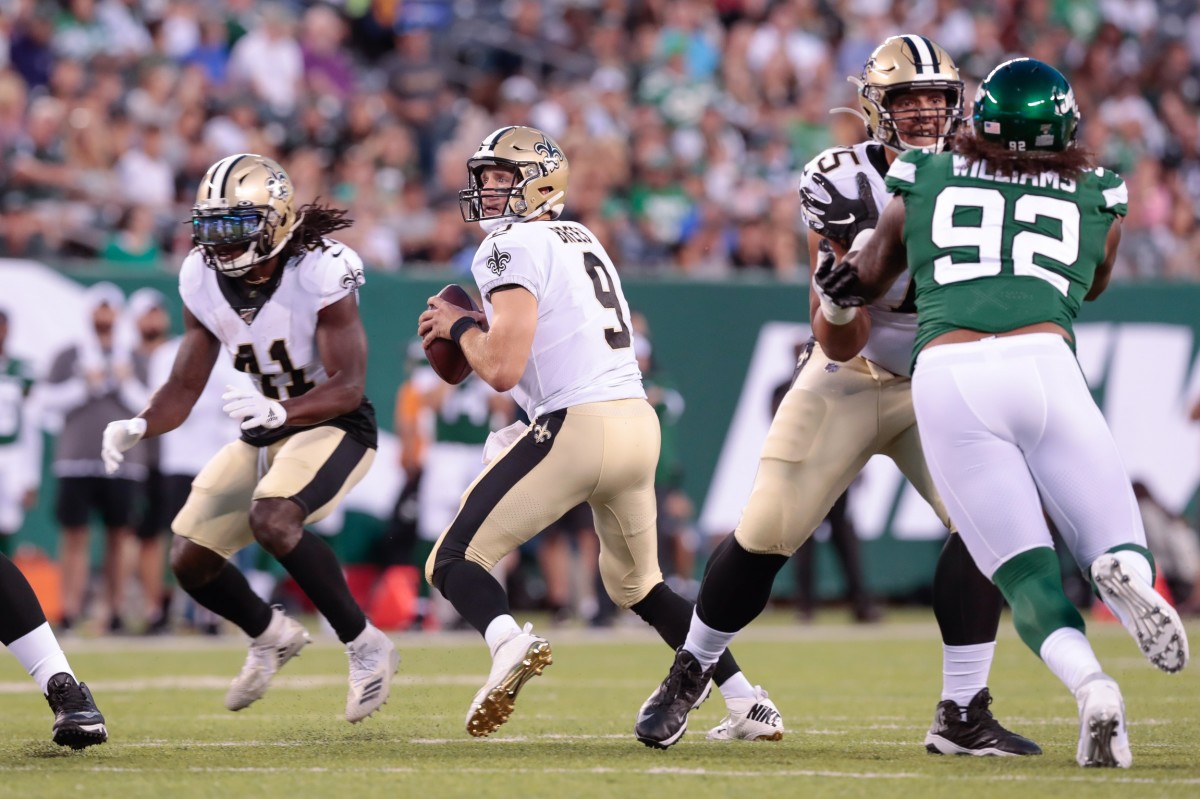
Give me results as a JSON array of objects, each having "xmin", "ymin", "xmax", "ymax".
[{"xmin": 828, "ymin": 215, "xmax": 856, "ymax": 225}]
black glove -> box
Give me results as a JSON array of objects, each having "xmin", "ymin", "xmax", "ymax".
[
  {"xmin": 799, "ymin": 172, "xmax": 880, "ymax": 250},
  {"xmin": 813, "ymin": 244, "xmax": 867, "ymax": 308}
]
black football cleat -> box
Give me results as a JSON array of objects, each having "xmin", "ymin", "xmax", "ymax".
[
  {"xmin": 924, "ymin": 687, "xmax": 1041, "ymax": 756},
  {"xmin": 46, "ymin": 672, "xmax": 108, "ymax": 750},
  {"xmin": 635, "ymin": 648, "xmax": 716, "ymax": 749}
]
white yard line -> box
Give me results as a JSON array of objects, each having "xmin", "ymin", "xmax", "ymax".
[{"xmin": 0, "ymin": 763, "xmax": 1197, "ymax": 785}]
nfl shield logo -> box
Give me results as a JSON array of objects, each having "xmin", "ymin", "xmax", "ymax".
[{"xmin": 984, "ymin": 121, "xmax": 1001, "ymax": 134}]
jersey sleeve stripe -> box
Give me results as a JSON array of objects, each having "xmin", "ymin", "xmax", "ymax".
[
  {"xmin": 480, "ymin": 274, "xmax": 539, "ymax": 302},
  {"xmin": 887, "ymin": 159, "xmax": 917, "ymax": 183},
  {"xmin": 1103, "ymin": 182, "xmax": 1128, "ymax": 209}
]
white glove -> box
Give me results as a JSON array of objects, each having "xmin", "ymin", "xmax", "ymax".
[
  {"xmin": 222, "ymin": 386, "xmax": 287, "ymax": 431},
  {"xmin": 102, "ymin": 417, "xmax": 147, "ymax": 475}
]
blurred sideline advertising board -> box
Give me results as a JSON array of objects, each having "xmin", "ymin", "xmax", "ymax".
[{"xmin": 4, "ymin": 259, "xmax": 1199, "ymax": 598}]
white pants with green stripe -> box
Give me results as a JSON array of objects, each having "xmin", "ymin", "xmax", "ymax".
[{"xmin": 911, "ymin": 332, "xmax": 1146, "ymax": 579}]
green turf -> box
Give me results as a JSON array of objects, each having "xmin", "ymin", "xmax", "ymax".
[{"xmin": 1, "ymin": 611, "xmax": 1197, "ymax": 798}]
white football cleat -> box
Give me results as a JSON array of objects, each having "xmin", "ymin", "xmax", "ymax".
[
  {"xmin": 345, "ymin": 623, "xmax": 401, "ymax": 722},
  {"xmin": 706, "ymin": 686, "xmax": 785, "ymax": 741},
  {"xmin": 465, "ymin": 623, "xmax": 552, "ymax": 737},
  {"xmin": 1075, "ymin": 674, "xmax": 1131, "ymax": 768},
  {"xmin": 225, "ymin": 607, "xmax": 311, "ymax": 711},
  {"xmin": 1091, "ymin": 553, "xmax": 1189, "ymax": 673}
]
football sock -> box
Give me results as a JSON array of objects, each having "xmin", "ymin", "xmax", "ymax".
[
  {"xmin": 484, "ymin": 615, "xmax": 523, "ymax": 654},
  {"xmin": 0, "ymin": 552, "xmax": 49, "ymax": 644},
  {"xmin": 629, "ymin": 581, "xmax": 744, "ymax": 685},
  {"xmin": 1040, "ymin": 627, "xmax": 1103, "ymax": 694},
  {"xmin": 277, "ymin": 530, "xmax": 366, "ymax": 643},
  {"xmin": 992, "ymin": 546, "xmax": 1085, "ymax": 654},
  {"xmin": 684, "ymin": 608, "xmax": 738, "ymax": 669},
  {"xmin": 941, "ymin": 642, "xmax": 995, "ymax": 711},
  {"xmin": 932, "ymin": 533, "xmax": 1003, "ymax": 646},
  {"xmin": 717, "ymin": 670, "xmax": 757, "ymax": 703},
  {"xmin": 7, "ymin": 622, "xmax": 73, "ymax": 694},
  {"xmin": 694, "ymin": 533, "xmax": 788, "ymax": 633},
  {"xmin": 432, "ymin": 558, "xmax": 511, "ymax": 636},
  {"xmin": 183, "ymin": 562, "xmax": 274, "ymax": 639}
]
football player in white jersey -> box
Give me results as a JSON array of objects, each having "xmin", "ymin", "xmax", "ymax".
[
  {"xmin": 101, "ymin": 154, "xmax": 399, "ymax": 723},
  {"xmin": 418, "ymin": 126, "xmax": 783, "ymax": 743},
  {"xmin": 636, "ymin": 36, "xmax": 1038, "ymax": 755}
]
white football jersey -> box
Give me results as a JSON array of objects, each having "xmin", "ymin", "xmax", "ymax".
[
  {"xmin": 470, "ymin": 220, "xmax": 644, "ymax": 419},
  {"xmin": 179, "ymin": 239, "xmax": 365, "ymax": 401},
  {"xmin": 800, "ymin": 141, "xmax": 918, "ymax": 376}
]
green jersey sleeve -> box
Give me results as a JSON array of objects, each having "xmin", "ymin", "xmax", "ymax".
[
  {"xmin": 1092, "ymin": 166, "xmax": 1128, "ymax": 217},
  {"xmin": 884, "ymin": 149, "xmax": 933, "ymax": 197}
]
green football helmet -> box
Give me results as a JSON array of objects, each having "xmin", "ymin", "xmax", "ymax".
[{"xmin": 972, "ymin": 58, "xmax": 1079, "ymax": 152}]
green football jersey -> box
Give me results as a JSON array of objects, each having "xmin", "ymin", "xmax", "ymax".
[
  {"xmin": 0, "ymin": 356, "xmax": 35, "ymax": 447},
  {"xmin": 885, "ymin": 149, "xmax": 1127, "ymax": 368}
]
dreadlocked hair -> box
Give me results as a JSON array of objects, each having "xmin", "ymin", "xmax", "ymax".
[
  {"xmin": 285, "ymin": 200, "xmax": 354, "ymax": 257},
  {"xmin": 949, "ymin": 130, "xmax": 1095, "ymax": 180}
]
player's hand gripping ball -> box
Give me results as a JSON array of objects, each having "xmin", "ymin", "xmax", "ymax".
[{"xmin": 423, "ymin": 284, "xmax": 481, "ymax": 385}]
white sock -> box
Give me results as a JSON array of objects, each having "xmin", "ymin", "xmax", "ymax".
[
  {"xmin": 942, "ymin": 642, "xmax": 996, "ymax": 712},
  {"xmin": 484, "ymin": 615, "xmax": 522, "ymax": 655},
  {"xmin": 7, "ymin": 622, "xmax": 74, "ymax": 694},
  {"xmin": 1040, "ymin": 627, "xmax": 1103, "ymax": 694},
  {"xmin": 683, "ymin": 608, "xmax": 737, "ymax": 668},
  {"xmin": 717, "ymin": 670, "xmax": 756, "ymax": 703}
]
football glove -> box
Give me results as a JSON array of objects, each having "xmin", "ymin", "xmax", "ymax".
[
  {"xmin": 222, "ymin": 386, "xmax": 287, "ymax": 431},
  {"xmin": 101, "ymin": 417, "xmax": 147, "ymax": 475},
  {"xmin": 799, "ymin": 172, "xmax": 880, "ymax": 250},
  {"xmin": 812, "ymin": 243, "xmax": 866, "ymax": 322}
]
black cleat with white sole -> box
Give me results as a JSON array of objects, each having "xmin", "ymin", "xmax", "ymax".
[
  {"xmin": 924, "ymin": 688, "xmax": 1041, "ymax": 756},
  {"xmin": 46, "ymin": 672, "xmax": 107, "ymax": 750},
  {"xmin": 635, "ymin": 648, "xmax": 716, "ymax": 749}
]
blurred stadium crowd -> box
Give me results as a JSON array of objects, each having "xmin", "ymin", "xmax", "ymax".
[{"xmin": 0, "ymin": 0, "xmax": 1198, "ymax": 279}]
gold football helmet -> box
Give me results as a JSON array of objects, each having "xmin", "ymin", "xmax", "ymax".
[
  {"xmin": 192, "ymin": 153, "xmax": 301, "ymax": 276},
  {"xmin": 850, "ymin": 35, "xmax": 963, "ymax": 153},
  {"xmin": 459, "ymin": 126, "xmax": 569, "ymax": 223}
]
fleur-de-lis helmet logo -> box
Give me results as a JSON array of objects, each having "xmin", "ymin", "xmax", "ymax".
[
  {"xmin": 486, "ymin": 244, "xmax": 511, "ymax": 276},
  {"xmin": 262, "ymin": 163, "xmax": 291, "ymax": 201},
  {"xmin": 534, "ymin": 135, "xmax": 564, "ymax": 174}
]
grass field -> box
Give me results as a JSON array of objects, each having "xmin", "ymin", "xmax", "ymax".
[{"xmin": 1, "ymin": 610, "xmax": 1197, "ymax": 799}]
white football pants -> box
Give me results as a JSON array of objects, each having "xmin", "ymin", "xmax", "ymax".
[{"xmin": 911, "ymin": 333, "xmax": 1145, "ymax": 579}]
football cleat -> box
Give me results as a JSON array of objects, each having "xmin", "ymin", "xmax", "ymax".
[
  {"xmin": 706, "ymin": 686, "xmax": 785, "ymax": 742},
  {"xmin": 345, "ymin": 623, "xmax": 401, "ymax": 723},
  {"xmin": 224, "ymin": 607, "xmax": 311, "ymax": 711},
  {"xmin": 1091, "ymin": 553, "xmax": 1188, "ymax": 673},
  {"xmin": 635, "ymin": 647, "xmax": 716, "ymax": 749},
  {"xmin": 1074, "ymin": 674, "xmax": 1131, "ymax": 768},
  {"xmin": 46, "ymin": 673, "xmax": 107, "ymax": 750},
  {"xmin": 924, "ymin": 688, "xmax": 1042, "ymax": 756},
  {"xmin": 466, "ymin": 623, "xmax": 552, "ymax": 737}
]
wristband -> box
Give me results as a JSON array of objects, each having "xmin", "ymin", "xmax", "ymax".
[
  {"xmin": 819, "ymin": 298, "xmax": 859, "ymax": 325},
  {"xmin": 450, "ymin": 316, "xmax": 481, "ymax": 345}
]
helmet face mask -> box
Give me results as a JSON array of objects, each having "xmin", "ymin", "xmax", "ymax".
[
  {"xmin": 459, "ymin": 126, "xmax": 569, "ymax": 224},
  {"xmin": 192, "ymin": 154, "xmax": 300, "ymax": 277},
  {"xmin": 973, "ymin": 58, "xmax": 1079, "ymax": 153},
  {"xmin": 856, "ymin": 35, "xmax": 964, "ymax": 153}
]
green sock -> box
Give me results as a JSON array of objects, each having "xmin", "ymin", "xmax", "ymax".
[{"xmin": 991, "ymin": 547, "xmax": 1085, "ymax": 655}]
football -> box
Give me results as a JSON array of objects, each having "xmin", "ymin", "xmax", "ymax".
[{"xmin": 426, "ymin": 284, "xmax": 480, "ymax": 385}]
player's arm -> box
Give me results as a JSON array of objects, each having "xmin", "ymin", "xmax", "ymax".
[
  {"xmin": 282, "ymin": 293, "xmax": 368, "ymax": 425},
  {"xmin": 1085, "ymin": 217, "xmax": 1122, "ymax": 301},
  {"xmin": 844, "ymin": 196, "xmax": 909, "ymax": 303},
  {"xmin": 455, "ymin": 286, "xmax": 537, "ymax": 393},
  {"xmin": 102, "ymin": 306, "xmax": 219, "ymax": 474},
  {"xmin": 139, "ymin": 307, "xmax": 220, "ymax": 438},
  {"xmin": 808, "ymin": 229, "xmax": 871, "ymax": 361}
]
